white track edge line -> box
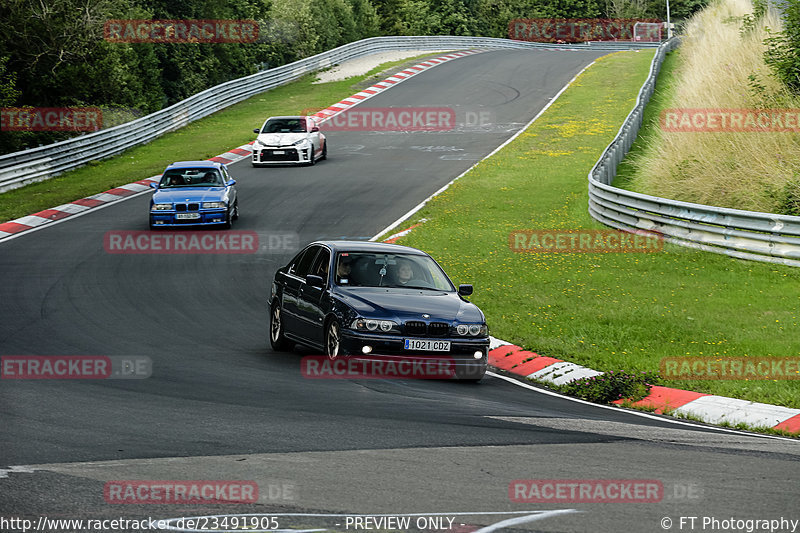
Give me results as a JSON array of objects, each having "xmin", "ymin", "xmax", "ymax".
[{"xmin": 486, "ymin": 372, "xmax": 797, "ymax": 441}]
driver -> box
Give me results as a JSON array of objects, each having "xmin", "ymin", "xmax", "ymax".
[{"xmin": 395, "ymin": 259, "xmax": 420, "ymax": 286}]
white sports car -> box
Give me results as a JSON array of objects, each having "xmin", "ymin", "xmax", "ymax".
[{"xmin": 251, "ymin": 116, "xmax": 327, "ymax": 167}]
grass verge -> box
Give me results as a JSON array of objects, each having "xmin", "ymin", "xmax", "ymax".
[
  {"xmin": 613, "ymin": 48, "xmax": 681, "ymax": 189},
  {"xmin": 0, "ymin": 52, "xmax": 442, "ymax": 223},
  {"xmin": 379, "ymin": 49, "xmax": 800, "ymax": 409}
]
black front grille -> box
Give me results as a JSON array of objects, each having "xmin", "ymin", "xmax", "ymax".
[
  {"xmin": 175, "ymin": 204, "xmax": 186, "ymax": 212},
  {"xmin": 187, "ymin": 203, "xmax": 199, "ymax": 211},
  {"xmin": 404, "ymin": 321, "xmax": 450, "ymax": 336},
  {"xmin": 404, "ymin": 321, "xmax": 426, "ymax": 336},
  {"xmin": 261, "ymin": 148, "xmax": 300, "ymax": 162},
  {"xmin": 428, "ymin": 322, "xmax": 449, "ymax": 337}
]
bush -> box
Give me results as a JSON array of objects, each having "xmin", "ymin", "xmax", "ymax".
[
  {"xmin": 764, "ymin": 0, "xmax": 800, "ymax": 94},
  {"xmin": 557, "ymin": 370, "xmax": 661, "ymax": 404}
]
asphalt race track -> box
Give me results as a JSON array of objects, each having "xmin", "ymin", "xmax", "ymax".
[{"xmin": 1, "ymin": 49, "xmax": 799, "ymax": 533}]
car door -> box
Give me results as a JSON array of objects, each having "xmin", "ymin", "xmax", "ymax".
[
  {"xmin": 306, "ymin": 117, "xmax": 322, "ymax": 155},
  {"xmin": 220, "ymin": 165, "xmax": 236, "ymax": 204},
  {"xmin": 297, "ymin": 247, "xmax": 331, "ymax": 346},
  {"xmin": 281, "ymin": 245, "xmax": 320, "ymax": 337}
]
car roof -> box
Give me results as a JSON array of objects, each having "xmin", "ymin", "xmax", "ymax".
[
  {"xmin": 264, "ymin": 116, "xmax": 311, "ymax": 120},
  {"xmin": 165, "ymin": 160, "xmax": 223, "ymax": 170},
  {"xmin": 310, "ymin": 240, "xmax": 429, "ymax": 256}
]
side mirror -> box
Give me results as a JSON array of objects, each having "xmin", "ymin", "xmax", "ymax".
[
  {"xmin": 226, "ymin": 179, "xmax": 236, "ymax": 186},
  {"xmin": 306, "ymin": 274, "xmax": 324, "ymax": 288},
  {"xmin": 311, "ymin": 126, "xmax": 320, "ymax": 132},
  {"xmin": 458, "ymin": 284, "xmax": 473, "ymax": 296},
  {"xmin": 149, "ymin": 182, "xmax": 159, "ymax": 189},
  {"xmin": 253, "ymin": 128, "xmax": 260, "ymax": 134}
]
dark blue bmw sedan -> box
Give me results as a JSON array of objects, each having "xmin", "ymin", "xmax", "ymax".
[
  {"xmin": 149, "ymin": 161, "xmax": 239, "ymax": 229},
  {"xmin": 269, "ymin": 241, "xmax": 489, "ymax": 380}
]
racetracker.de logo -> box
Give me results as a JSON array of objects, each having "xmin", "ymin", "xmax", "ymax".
[
  {"xmin": 1, "ymin": 356, "xmax": 151, "ymax": 379},
  {"xmin": 509, "ymin": 229, "xmax": 663, "ymax": 253},
  {"xmin": 320, "ymin": 107, "xmax": 456, "ymax": 132},
  {"xmin": 661, "ymin": 108, "xmax": 800, "ymax": 132},
  {"xmin": 1, "ymin": 107, "xmax": 102, "ymax": 132},
  {"xmin": 104, "ymin": 231, "xmax": 259, "ymax": 254},
  {"xmin": 509, "ymin": 479, "xmax": 663, "ymax": 503},
  {"xmin": 508, "ymin": 18, "xmax": 661, "ymax": 43},
  {"xmin": 104, "ymin": 481, "xmax": 258, "ymax": 504},
  {"xmin": 104, "ymin": 19, "xmax": 259, "ymax": 43},
  {"xmin": 661, "ymin": 357, "xmax": 800, "ymax": 380},
  {"xmin": 301, "ymin": 355, "xmax": 457, "ymax": 379}
]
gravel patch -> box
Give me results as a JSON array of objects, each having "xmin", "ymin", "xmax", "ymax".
[{"xmin": 312, "ymin": 50, "xmax": 450, "ymax": 84}]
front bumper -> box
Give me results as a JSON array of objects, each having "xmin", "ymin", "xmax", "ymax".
[
  {"xmin": 340, "ymin": 330, "xmax": 489, "ymax": 379},
  {"xmin": 150, "ymin": 209, "xmax": 227, "ymax": 227},
  {"xmin": 252, "ymin": 146, "xmax": 312, "ymax": 165}
]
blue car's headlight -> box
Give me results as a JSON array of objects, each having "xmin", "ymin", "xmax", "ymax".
[
  {"xmin": 455, "ymin": 324, "xmax": 488, "ymax": 336},
  {"xmin": 202, "ymin": 202, "xmax": 226, "ymax": 209},
  {"xmin": 151, "ymin": 203, "xmax": 172, "ymax": 211},
  {"xmin": 351, "ymin": 318, "xmax": 399, "ymax": 333}
]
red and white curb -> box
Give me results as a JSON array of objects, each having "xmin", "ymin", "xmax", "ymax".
[
  {"xmin": 308, "ymin": 51, "xmax": 483, "ymax": 124},
  {"xmin": 0, "ymin": 51, "xmax": 480, "ymax": 244},
  {"xmin": 382, "ymin": 220, "xmax": 428, "ymax": 244},
  {"xmin": 488, "ymin": 339, "xmax": 800, "ymax": 433},
  {"xmin": 0, "ymin": 144, "xmax": 256, "ymax": 242}
]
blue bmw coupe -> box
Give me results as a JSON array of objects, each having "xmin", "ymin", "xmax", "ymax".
[{"xmin": 149, "ymin": 161, "xmax": 239, "ymax": 229}]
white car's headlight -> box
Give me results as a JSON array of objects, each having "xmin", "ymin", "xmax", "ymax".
[
  {"xmin": 202, "ymin": 202, "xmax": 226, "ymax": 209},
  {"xmin": 151, "ymin": 203, "xmax": 172, "ymax": 211},
  {"xmin": 292, "ymin": 138, "xmax": 310, "ymax": 146}
]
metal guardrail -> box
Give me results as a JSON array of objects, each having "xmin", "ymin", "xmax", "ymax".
[
  {"xmin": 588, "ymin": 38, "xmax": 800, "ymax": 267},
  {"xmin": 0, "ymin": 35, "xmax": 660, "ymax": 193}
]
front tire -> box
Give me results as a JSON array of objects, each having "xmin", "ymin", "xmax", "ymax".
[
  {"xmin": 320, "ymin": 142, "xmax": 327, "ymax": 161},
  {"xmin": 325, "ymin": 319, "xmax": 343, "ymax": 358},
  {"xmin": 222, "ymin": 202, "xmax": 236, "ymax": 229},
  {"xmin": 270, "ymin": 303, "xmax": 293, "ymax": 351},
  {"xmin": 307, "ymin": 146, "xmax": 316, "ymax": 166}
]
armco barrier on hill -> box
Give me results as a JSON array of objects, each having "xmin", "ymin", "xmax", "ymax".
[{"xmin": 587, "ymin": 37, "xmax": 800, "ymax": 267}]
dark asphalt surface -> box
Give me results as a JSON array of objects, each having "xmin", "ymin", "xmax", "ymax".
[{"xmin": 1, "ymin": 49, "xmax": 798, "ymax": 533}]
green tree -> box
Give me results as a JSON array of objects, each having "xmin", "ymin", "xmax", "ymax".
[{"xmin": 765, "ymin": 0, "xmax": 800, "ymax": 94}]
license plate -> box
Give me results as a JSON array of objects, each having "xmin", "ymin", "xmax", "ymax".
[
  {"xmin": 404, "ymin": 339, "xmax": 451, "ymax": 352},
  {"xmin": 272, "ymin": 150, "xmax": 285, "ymax": 155},
  {"xmin": 175, "ymin": 213, "xmax": 200, "ymax": 220}
]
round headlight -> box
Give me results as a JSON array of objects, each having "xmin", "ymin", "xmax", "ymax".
[
  {"xmin": 456, "ymin": 324, "xmax": 469, "ymax": 335},
  {"xmin": 469, "ymin": 324, "xmax": 481, "ymax": 336},
  {"xmin": 379, "ymin": 321, "xmax": 393, "ymax": 332},
  {"xmin": 365, "ymin": 319, "xmax": 379, "ymax": 331}
]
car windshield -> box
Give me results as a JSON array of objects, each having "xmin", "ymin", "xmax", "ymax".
[
  {"xmin": 261, "ymin": 118, "xmax": 306, "ymax": 133},
  {"xmin": 159, "ymin": 168, "xmax": 223, "ymax": 188},
  {"xmin": 334, "ymin": 252, "xmax": 455, "ymax": 290}
]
